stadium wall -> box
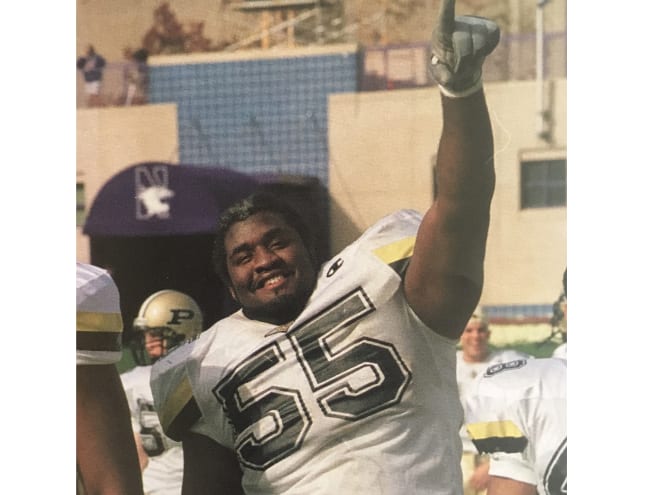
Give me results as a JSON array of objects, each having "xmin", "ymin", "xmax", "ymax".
[{"xmin": 147, "ymin": 45, "xmax": 358, "ymax": 183}]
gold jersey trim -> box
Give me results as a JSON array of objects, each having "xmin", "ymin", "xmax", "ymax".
[
  {"xmin": 161, "ymin": 375, "xmax": 195, "ymax": 435},
  {"xmin": 467, "ymin": 420, "xmax": 524, "ymax": 441},
  {"xmin": 372, "ymin": 236, "xmax": 415, "ymax": 270},
  {"xmin": 76, "ymin": 311, "xmax": 123, "ymax": 334},
  {"xmin": 467, "ymin": 420, "xmax": 528, "ymax": 454}
]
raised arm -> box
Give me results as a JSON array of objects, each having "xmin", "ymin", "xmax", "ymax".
[{"xmin": 404, "ymin": 0, "xmax": 499, "ymax": 339}]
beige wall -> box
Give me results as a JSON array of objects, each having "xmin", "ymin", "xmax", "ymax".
[
  {"xmin": 328, "ymin": 79, "xmax": 566, "ymax": 306},
  {"xmin": 328, "ymin": 88, "xmax": 440, "ymax": 248},
  {"xmin": 76, "ymin": 103, "xmax": 179, "ymax": 262}
]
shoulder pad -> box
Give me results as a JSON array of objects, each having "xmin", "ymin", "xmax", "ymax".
[{"xmin": 150, "ymin": 341, "xmax": 201, "ymax": 441}]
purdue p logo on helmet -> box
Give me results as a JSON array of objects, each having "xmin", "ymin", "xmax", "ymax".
[{"xmin": 131, "ymin": 290, "xmax": 203, "ymax": 365}]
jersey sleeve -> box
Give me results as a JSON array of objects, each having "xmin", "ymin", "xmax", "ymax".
[
  {"xmin": 358, "ymin": 209, "xmax": 421, "ymax": 278},
  {"xmin": 463, "ymin": 358, "xmax": 533, "ymax": 487},
  {"xmin": 150, "ymin": 342, "xmax": 202, "ymax": 442},
  {"xmin": 488, "ymin": 451, "xmax": 539, "ymax": 486},
  {"xmin": 76, "ymin": 262, "xmax": 123, "ymax": 365}
]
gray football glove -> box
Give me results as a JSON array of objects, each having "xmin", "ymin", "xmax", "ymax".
[{"xmin": 428, "ymin": 0, "xmax": 500, "ymax": 98}]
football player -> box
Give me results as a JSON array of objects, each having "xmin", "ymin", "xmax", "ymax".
[
  {"xmin": 76, "ymin": 262, "xmax": 143, "ymax": 495},
  {"xmin": 551, "ymin": 270, "xmax": 567, "ymax": 359},
  {"xmin": 121, "ymin": 290, "xmax": 203, "ymax": 495},
  {"xmin": 457, "ymin": 307, "xmax": 531, "ymax": 495},
  {"xmin": 151, "ymin": 0, "xmax": 501, "ymax": 493},
  {"xmin": 465, "ymin": 358, "xmax": 567, "ymax": 495}
]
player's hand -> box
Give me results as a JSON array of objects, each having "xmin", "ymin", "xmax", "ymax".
[
  {"xmin": 428, "ymin": 0, "xmax": 500, "ymax": 97},
  {"xmin": 469, "ymin": 459, "xmax": 491, "ymax": 491}
]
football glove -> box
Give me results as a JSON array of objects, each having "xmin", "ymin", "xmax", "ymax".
[{"xmin": 428, "ymin": 0, "xmax": 500, "ymax": 98}]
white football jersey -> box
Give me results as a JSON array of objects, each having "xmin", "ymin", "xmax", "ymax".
[
  {"xmin": 552, "ymin": 342, "xmax": 567, "ymax": 359},
  {"xmin": 76, "ymin": 262, "xmax": 123, "ymax": 365},
  {"xmin": 121, "ymin": 365, "xmax": 183, "ymax": 495},
  {"xmin": 464, "ymin": 358, "xmax": 567, "ymax": 495},
  {"xmin": 152, "ymin": 210, "xmax": 466, "ymax": 495},
  {"xmin": 456, "ymin": 349, "xmax": 530, "ymax": 452}
]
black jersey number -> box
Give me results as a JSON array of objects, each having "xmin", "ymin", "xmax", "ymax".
[
  {"xmin": 288, "ymin": 289, "xmax": 411, "ymax": 420},
  {"xmin": 212, "ymin": 344, "xmax": 312, "ymax": 470},
  {"xmin": 212, "ymin": 288, "xmax": 412, "ymax": 470},
  {"xmin": 543, "ymin": 438, "xmax": 567, "ymax": 495}
]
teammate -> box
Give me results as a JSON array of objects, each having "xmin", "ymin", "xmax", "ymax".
[
  {"xmin": 121, "ymin": 290, "xmax": 204, "ymax": 495},
  {"xmin": 457, "ymin": 306, "xmax": 530, "ymax": 495},
  {"xmin": 151, "ymin": 1, "xmax": 500, "ymax": 493},
  {"xmin": 551, "ymin": 270, "xmax": 567, "ymax": 359},
  {"xmin": 464, "ymin": 358, "xmax": 567, "ymax": 495},
  {"xmin": 76, "ymin": 262, "xmax": 143, "ymax": 495}
]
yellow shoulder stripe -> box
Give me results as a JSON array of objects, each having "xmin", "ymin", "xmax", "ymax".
[
  {"xmin": 372, "ymin": 236, "xmax": 415, "ymax": 265},
  {"xmin": 76, "ymin": 311, "xmax": 123, "ymax": 333},
  {"xmin": 160, "ymin": 375, "xmax": 194, "ymax": 434},
  {"xmin": 466, "ymin": 420, "xmax": 524, "ymax": 441}
]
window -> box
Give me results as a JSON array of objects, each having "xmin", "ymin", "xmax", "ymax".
[
  {"xmin": 520, "ymin": 158, "xmax": 566, "ymax": 209},
  {"xmin": 77, "ymin": 183, "xmax": 86, "ymax": 226}
]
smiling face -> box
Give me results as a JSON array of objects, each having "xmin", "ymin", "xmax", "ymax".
[
  {"xmin": 460, "ymin": 318, "xmax": 491, "ymax": 363},
  {"xmin": 224, "ymin": 211, "xmax": 317, "ymax": 325}
]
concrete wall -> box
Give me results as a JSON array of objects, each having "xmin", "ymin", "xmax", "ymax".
[
  {"xmin": 76, "ymin": 103, "xmax": 179, "ymax": 262},
  {"xmin": 328, "ymin": 78, "xmax": 566, "ymax": 307}
]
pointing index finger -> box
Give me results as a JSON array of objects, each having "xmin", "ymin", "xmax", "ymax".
[{"xmin": 437, "ymin": 0, "xmax": 455, "ymax": 36}]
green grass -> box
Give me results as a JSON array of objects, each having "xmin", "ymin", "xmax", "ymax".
[
  {"xmin": 492, "ymin": 340, "xmax": 562, "ymax": 359},
  {"xmin": 116, "ymin": 348, "xmax": 138, "ymax": 374}
]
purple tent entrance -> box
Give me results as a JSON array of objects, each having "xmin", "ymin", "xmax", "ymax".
[
  {"xmin": 83, "ymin": 162, "xmax": 261, "ymax": 237},
  {"xmin": 83, "ymin": 162, "xmax": 329, "ymax": 347}
]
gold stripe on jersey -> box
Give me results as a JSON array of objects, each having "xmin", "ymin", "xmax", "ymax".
[
  {"xmin": 160, "ymin": 375, "xmax": 201, "ymax": 441},
  {"xmin": 77, "ymin": 311, "xmax": 123, "ymax": 334},
  {"xmin": 467, "ymin": 420, "xmax": 528, "ymax": 454},
  {"xmin": 372, "ymin": 236, "xmax": 415, "ymax": 275}
]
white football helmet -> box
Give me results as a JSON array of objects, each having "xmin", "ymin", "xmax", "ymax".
[{"xmin": 131, "ymin": 290, "xmax": 203, "ymax": 365}]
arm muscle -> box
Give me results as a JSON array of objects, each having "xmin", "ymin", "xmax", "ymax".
[
  {"xmin": 182, "ymin": 432, "xmax": 244, "ymax": 495},
  {"xmin": 405, "ymin": 91, "xmax": 495, "ymax": 338}
]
